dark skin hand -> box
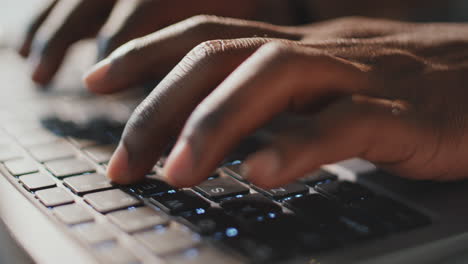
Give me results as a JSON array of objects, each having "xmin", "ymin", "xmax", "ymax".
[
  {"xmin": 17, "ymin": 0, "xmax": 293, "ymax": 85},
  {"xmin": 82, "ymin": 16, "xmax": 468, "ymax": 188}
]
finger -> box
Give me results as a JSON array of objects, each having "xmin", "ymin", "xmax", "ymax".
[
  {"xmin": 107, "ymin": 38, "xmax": 272, "ymax": 184},
  {"xmin": 84, "ymin": 15, "xmax": 301, "ymax": 94},
  {"xmin": 163, "ymin": 42, "xmax": 371, "ymax": 187},
  {"xmin": 30, "ymin": 0, "xmax": 116, "ymax": 85},
  {"xmin": 96, "ymin": 0, "xmax": 282, "ymax": 58},
  {"xmin": 97, "ymin": 0, "xmax": 172, "ymax": 59},
  {"xmin": 244, "ymin": 96, "xmax": 415, "ymax": 188},
  {"xmin": 18, "ymin": 0, "xmax": 58, "ymax": 57}
]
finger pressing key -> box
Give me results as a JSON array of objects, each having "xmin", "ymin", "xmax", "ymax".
[
  {"xmin": 106, "ymin": 38, "xmax": 274, "ymax": 184},
  {"xmin": 163, "ymin": 42, "xmax": 370, "ymax": 187}
]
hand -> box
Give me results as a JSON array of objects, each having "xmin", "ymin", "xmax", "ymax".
[
  {"xmin": 18, "ymin": 0, "xmax": 293, "ymax": 85},
  {"xmin": 85, "ymin": 16, "xmax": 468, "ymax": 187}
]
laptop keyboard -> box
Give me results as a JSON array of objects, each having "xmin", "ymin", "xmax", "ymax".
[{"xmin": 0, "ymin": 105, "xmax": 431, "ymax": 264}]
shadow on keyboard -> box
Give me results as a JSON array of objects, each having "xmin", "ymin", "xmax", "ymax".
[{"xmin": 40, "ymin": 116, "xmax": 125, "ymax": 146}]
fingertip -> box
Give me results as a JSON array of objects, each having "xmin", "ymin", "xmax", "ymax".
[
  {"xmin": 83, "ymin": 58, "xmax": 112, "ymax": 93},
  {"xmin": 18, "ymin": 42, "xmax": 31, "ymax": 58},
  {"xmin": 163, "ymin": 140, "xmax": 196, "ymax": 187},
  {"xmin": 31, "ymin": 58, "xmax": 53, "ymax": 85},
  {"xmin": 107, "ymin": 143, "xmax": 134, "ymax": 184},
  {"xmin": 243, "ymin": 149, "xmax": 281, "ymax": 188}
]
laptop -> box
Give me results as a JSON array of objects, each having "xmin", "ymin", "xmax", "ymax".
[{"xmin": 2, "ymin": 2, "xmax": 468, "ymax": 264}]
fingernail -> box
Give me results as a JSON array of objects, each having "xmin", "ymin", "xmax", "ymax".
[
  {"xmin": 107, "ymin": 143, "xmax": 132, "ymax": 184},
  {"xmin": 245, "ymin": 149, "xmax": 281, "ymax": 183},
  {"xmin": 163, "ymin": 140, "xmax": 193, "ymax": 187},
  {"xmin": 83, "ymin": 58, "xmax": 111, "ymax": 90}
]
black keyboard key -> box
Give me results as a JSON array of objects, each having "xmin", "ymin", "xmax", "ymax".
[
  {"xmin": 63, "ymin": 173, "xmax": 114, "ymax": 195},
  {"xmin": 240, "ymin": 212, "xmax": 302, "ymax": 242},
  {"xmin": 247, "ymin": 213, "xmax": 291, "ymax": 235},
  {"xmin": 284, "ymin": 194, "xmax": 340, "ymax": 223},
  {"xmin": 286, "ymin": 194, "xmax": 388, "ymax": 243},
  {"xmin": 220, "ymin": 194, "xmax": 282, "ymax": 217},
  {"xmin": 182, "ymin": 208, "xmax": 241, "ymax": 236},
  {"xmin": 297, "ymin": 230, "xmax": 337, "ymax": 253},
  {"xmin": 220, "ymin": 196, "xmax": 337, "ymax": 256},
  {"xmin": 338, "ymin": 208, "xmax": 388, "ymax": 239},
  {"xmin": 300, "ymin": 169, "xmax": 338, "ymax": 186},
  {"xmin": 130, "ymin": 178, "xmax": 172, "ymax": 197},
  {"xmin": 194, "ymin": 177, "xmax": 249, "ymax": 200},
  {"xmin": 222, "ymin": 163, "xmax": 246, "ymax": 181},
  {"xmin": 315, "ymin": 181, "xmax": 374, "ymax": 203},
  {"xmin": 347, "ymin": 199, "xmax": 401, "ymax": 233},
  {"xmin": 241, "ymin": 213, "xmax": 336, "ymax": 254},
  {"xmin": 255, "ymin": 183, "xmax": 309, "ymax": 199},
  {"xmin": 224, "ymin": 237, "xmax": 282, "ymax": 263},
  {"xmin": 348, "ymin": 196, "xmax": 430, "ymax": 231},
  {"xmin": 150, "ymin": 190, "xmax": 210, "ymax": 215}
]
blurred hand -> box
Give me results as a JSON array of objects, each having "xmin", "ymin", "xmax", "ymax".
[
  {"xmin": 84, "ymin": 16, "xmax": 468, "ymax": 187},
  {"xmin": 18, "ymin": 0, "xmax": 293, "ymax": 85}
]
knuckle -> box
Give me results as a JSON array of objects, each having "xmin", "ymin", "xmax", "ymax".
[
  {"xmin": 179, "ymin": 15, "xmax": 231, "ymax": 40},
  {"xmin": 258, "ymin": 41, "xmax": 292, "ymax": 57},
  {"xmin": 253, "ymin": 42, "xmax": 308, "ymax": 75},
  {"xmin": 256, "ymin": 41, "xmax": 302, "ymax": 65},
  {"xmin": 109, "ymin": 37, "xmax": 147, "ymax": 61},
  {"xmin": 182, "ymin": 15, "xmax": 222, "ymax": 32},
  {"xmin": 188, "ymin": 39, "xmax": 229, "ymax": 61}
]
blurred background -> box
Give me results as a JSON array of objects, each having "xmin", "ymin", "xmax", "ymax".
[
  {"xmin": 3, "ymin": 0, "xmax": 468, "ymax": 49},
  {"xmin": 0, "ymin": 3, "xmax": 43, "ymax": 263},
  {"xmin": 1, "ymin": 0, "xmax": 42, "ymax": 47}
]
